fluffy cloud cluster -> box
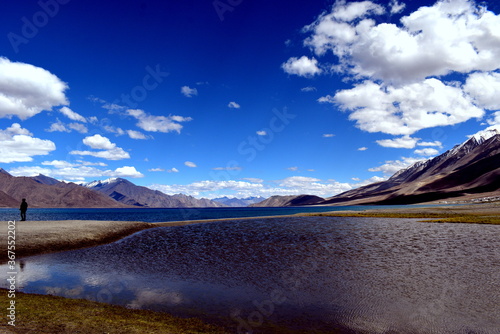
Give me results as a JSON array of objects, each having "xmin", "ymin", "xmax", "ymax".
[
  {"xmin": 287, "ymin": 0, "xmax": 500, "ymax": 139},
  {"xmin": 0, "ymin": 58, "xmax": 69, "ymax": 120},
  {"xmin": 127, "ymin": 109, "xmax": 192, "ymax": 133},
  {"xmin": 282, "ymin": 56, "xmax": 322, "ymax": 77},
  {"xmin": 181, "ymin": 86, "xmax": 198, "ymax": 97},
  {"xmin": 0, "ymin": 123, "xmax": 56, "ymax": 163},
  {"xmin": 70, "ymin": 134, "xmax": 130, "ymax": 160}
]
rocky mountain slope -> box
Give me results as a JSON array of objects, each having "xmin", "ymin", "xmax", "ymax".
[
  {"xmin": 0, "ymin": 170, "xmax": 126, "ymax": 208},
  {"xmin": 321, "ymin": 129, "xmax": 500, "ymax": 205}
]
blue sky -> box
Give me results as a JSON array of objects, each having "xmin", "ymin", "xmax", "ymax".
[{"xmin": 1, "ymin": 0, "xmax": 500, "ymax": 199}]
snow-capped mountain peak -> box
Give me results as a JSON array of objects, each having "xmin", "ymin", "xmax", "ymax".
[{"xmin": 84, "ymin": 177, "xmax": 120, "ymax": 188}]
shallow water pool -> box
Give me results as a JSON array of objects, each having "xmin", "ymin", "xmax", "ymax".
[{"xmin": 2, "ymin": 217, "xmax": 499, "ymax": 333}]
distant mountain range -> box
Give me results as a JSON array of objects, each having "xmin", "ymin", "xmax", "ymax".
[
  {"xmin": 252, "ymin": 129, "xmax": 500, "ymax": 207},
  {"xmin": 83, "ymin": 178, "xmax": 226, "ymax": 208},
  {"xmin": 212, "ymin": 196, "xmax": 266, "ymax": 207}
]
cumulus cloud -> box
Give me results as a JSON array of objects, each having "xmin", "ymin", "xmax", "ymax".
[
  {"xmin": 184, "ymin": 161, "xmax": 197, "ymax": 168},
  {"xmin": 126, "ymin": 109, "xmax": 192, "ymax": 133},
  {"xmin": 376, "ymin": 135, "xmax": 420, "ymax": 149},
  {"xmin": 292, "ymin": 0, "xmax": 500, "ymax": 143},
  {"xmin": 333, "ymin": 79, "xmax": 484, "ymax": 135},
  {"xmin": 70, "ymin": 134, "xmax": 130, "ymax": 160},
  {"xmin": 305, "ymin": 0, "xmax": 500, "ymax": 82},
  {"xmin": 282, "ymin": 56, "xmax": 322, "ymax": 77},
  {"xmin": 113, "ymin": 166, "xmax": 144, "ymax": 178},
  {"xmin": 181, "ymin": 86, "xmax": 198, "ymax": 97},
  {"xmin": 228, "ymin": 101, "xmax": 241, "ymax": 109},
  {"xmin": 0, "ymin": 57, "xmax": 68, "ymax": 120},
  {"xmin": 463, "ymin": 71, "xmax": 500, "ymax": 110},
  {"xmin": 59, "ymin": 106, "xmax": 87, "ymax": 123},
  {"xmin": 167, "ymin": 168, "xmax": 179, "ymax": 173},
  {"xmin": 358, "ymin": 147, "xmax": 368, "ymax": 151},
  {"xmin": 0, "ymin": 123, "xmax": 56, "ymax": 163},
  {"xmin": 256, "ymin": 130, "xmax": 267, "ymax": 136}
]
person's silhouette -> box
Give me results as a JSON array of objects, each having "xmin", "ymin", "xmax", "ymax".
[{"xmin": 20, "ymin": 198, "xmax": 28, "ymax": 221}]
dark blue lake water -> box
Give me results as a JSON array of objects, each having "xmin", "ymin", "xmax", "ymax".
[{"xmin": 0, "ymin": 205, "xmax": 419, "ymax": 223}]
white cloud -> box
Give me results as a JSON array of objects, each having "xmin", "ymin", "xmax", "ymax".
[
  {"xmin": 0, "ymin": 123, "xmax": 56, "ymax": 163},
  {"xmin": 103, "ymin": 125, "xmax": 125, "ymax": 136},
  {"xmin": 487, "ymin": 111, "xmax": 500, "ymax": 125},
  {"xmin": 295, "ymin": 0, "xmax": 500, "ymax": 143},
  {"xmin": 287, "ymin": 166, "xmax": 299, "ymax": 171},
  {"xmin": 42, "ymin": 160, "xmax": 76, "ymax": 168},
  {"xmin": 126, "ymin": 130, "xmax": 148, "ymax": 140},
  {"xmin": 0, "ymin": 57, "xmax": 68, "ymax": 120},
  {"xmin": 376, "ymin": 135, "xmax": 420, "ymax": 149},
  {"xmin": 228, "ymin": 102, "xmax": 241, "ymax": 109},
  {"xmin": 167, "ymin": 168, "xmax": 179, "ymax": 173},
  {"xmin": 126, "ymin": 109, "xmax": 192, "ymax": 133},
  {"xmin": 148, "ymin": 168, "xmax": 165, "ymax": 172},
  {"xmin": 389, "ymin": 0, "xmax": 405, "ymax": 14},
  {"xmin": 417, "ymin": 140, "xmax": 443, "ymax": 147},
  {"xmin": 414, "ymin": 148, "xmax": 439, "ymax": 156},
  {"xmin": 329, "ymin": 0, "xmax": 385, "ymax": 22},
  {"xmin": 301, "ymin": 86, "xmax": 317, "ymax": 92},
  {"xmin": 10, "ymin": 163, "xmax": 143, "ymax": 180},
  {"xmin": 181, "ymin": 86, "xmax": 198, "ymax": 97},
  {"xmin": 369, "ymin": 156, "xmax": 425, "ymax": 175},
  {"xmin": 68, "ymin": 123, "xmax": 88, "ymax": 133},
  {"xmin": 114, "ymin": 166, "xmax": 144, "ymax": 178},
  {"xmin": 70, "ymin": 134, "xmax": 130, "ymax": 160},
  {"xmin": 282, "ymin": 56, "xmax": 322, "ymax": 77},
  {"xmin": 305, "ymin": 0, "xmax": 500, "ymax": 83},
  {"xmin": 83, "ymin": 134, "xmax": 116, "ymax": 150},
  {"xmin": 322, "ymin": 134, "xmax": 335, "ymax": 138},
  {"xmin": 256, "ymin": 130, "xmax": 267, "ymax": 136},
  {"xmin": 184, "ymin": 161, "xmax": 197, "ymax": 168},
  {"xmin": 358, "ymin": 147, "xmax": 368, "ymax": 151},
  {"xmin": 59, "ymin": 106, "xmax": 86, "ymax": 123},
  {"xmin": 332, "ymin": 79, "xmax": 484, "ymax": 135},
  {"xmin": 47, "ymin": 120, "xmax": 87, "ymax": 133},
  {"xmin": 463, "ymin": 71, "xmax": 500, "ymax": 110}
]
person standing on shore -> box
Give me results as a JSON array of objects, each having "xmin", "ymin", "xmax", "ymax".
[{"xmin": 20, "ymin": 198, "xmax": 28, "ymax": 221}]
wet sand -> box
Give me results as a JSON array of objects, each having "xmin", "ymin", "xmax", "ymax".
[{"xmin": 1, "ymin": 202, "xmax": 498, "ymax": 262}]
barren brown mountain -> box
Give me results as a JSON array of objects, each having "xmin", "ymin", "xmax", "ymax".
[{"xmin": 0, "ymin": 170, "xmax": 127, "ymax": 208}]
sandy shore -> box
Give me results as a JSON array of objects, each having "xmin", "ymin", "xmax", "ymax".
[{"xmin": 1, "ymin": 203, "xmax": 498, "ymax": 262}]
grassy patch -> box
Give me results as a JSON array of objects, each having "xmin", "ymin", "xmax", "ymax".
[
  {"xmin": 1, "ymin": 289, "xmax": 228, "ymax": 334},
  {"xmin": 304, "ymin": 212, "xmax": 500, "ymax": 224}
]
